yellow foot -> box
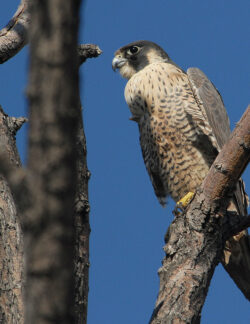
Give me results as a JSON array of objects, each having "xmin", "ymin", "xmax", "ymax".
[
  {"xmin": 173, "ymin": 192, "xmax": 195, "ymax": 216},
  {"xmin": 177, "ymin": 192, "xmax": 195, "ymax": 208}
]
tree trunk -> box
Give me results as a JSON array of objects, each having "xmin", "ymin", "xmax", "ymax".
[{"xmin": 24, "ymin": 0, "xmax": 82, "ymax": 322}]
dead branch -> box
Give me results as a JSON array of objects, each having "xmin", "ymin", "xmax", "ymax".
[
  {"xmin": 150, "ymin": 106, "xmax": 250, "ymax": 324},
  {"xmin": 0, "ymin": 106, "xmax": 25, "ymax": 323},
  {"xmin": 74, "ymin": 111, "xmax": 91, "ymax": 324},
  {"xmin": 0, "ymin": 0, "xmax": 29, "ymax": 64},
  {"xmin": 78, "ymin": 44, "xmax": 102, "ymax": 65}
]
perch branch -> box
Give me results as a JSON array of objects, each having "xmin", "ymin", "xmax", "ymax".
[
  {"xmin": 201, "ymin": 105, "xmax": 250, "ymax": 207},
  {"xmin": 150, "ymin": 106, "xmax": 250, "ymax": 324}
]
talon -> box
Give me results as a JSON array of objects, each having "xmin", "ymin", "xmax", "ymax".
[{"xmin": 173, "ymin": 204, "xmax": 184, "ymax": 217}]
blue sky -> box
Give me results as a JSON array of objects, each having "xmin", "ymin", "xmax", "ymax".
[{"xmin": 1, "ymin": 1, "xmax": 250, "ymax": 323}]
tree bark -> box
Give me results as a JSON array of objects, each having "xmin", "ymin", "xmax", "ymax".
[
  {"xmin": 24, "ymin": 0, "xmax": 82, "ymax": 322},
  {"xmin": 202, "ymin": 105, "xmax": 250, "ymax": 300},
  {"xmin": 0, "ymin": 106, "xmax": 26, "ymax": 324},
  {"xmin": 150, "ymin": 106, "xmax": 250, "ymax": 324}
]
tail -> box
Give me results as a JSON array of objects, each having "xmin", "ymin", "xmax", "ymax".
[{"xmin": 222, "ymin": 179, "xmax": 250, "ymax": 299}]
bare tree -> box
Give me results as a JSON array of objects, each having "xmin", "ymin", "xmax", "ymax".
[{"xmin": 0, "ymin": 1, "xmax": 249, "ymax": 324}]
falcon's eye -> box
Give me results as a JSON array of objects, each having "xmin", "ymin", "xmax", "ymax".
[{"xmin": 127, "ymin": 46, "xmax": 140, "ymax": 55}]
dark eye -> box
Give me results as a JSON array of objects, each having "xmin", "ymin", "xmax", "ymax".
[{"xmin": 127, "ymin": 46, "xmax": 139, "ymax": 55}]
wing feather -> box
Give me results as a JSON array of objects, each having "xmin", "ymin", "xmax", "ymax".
[
  {"xmin": 187, "ymin": 67, "xmax": 231, "ymax": 149},
  {"xmin": 187, "ymin": 67, "xmax": 248, "ymax": 215}
]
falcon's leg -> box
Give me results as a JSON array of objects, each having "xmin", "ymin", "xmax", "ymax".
[{"xmin": 173, "ymin": 192, "xmax": 195, "ymax": 216}]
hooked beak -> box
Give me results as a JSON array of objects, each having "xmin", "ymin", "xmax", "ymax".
[{"xmin": 112, "ymin": 56, "xmax": 127, "ymax": 71}]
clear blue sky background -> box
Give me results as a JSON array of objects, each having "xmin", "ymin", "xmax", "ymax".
[{"xmin": 1, "ymin": 1, "xmax": 250, "ymax": 323}]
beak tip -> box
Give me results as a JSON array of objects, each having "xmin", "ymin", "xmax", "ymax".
[
  {"xmin": 112, "ymin": 57, "xmax": 118, "ymax": 72},
  {"xmin": 112, "ymin": 57, "xmax": 126, "ymax": 72}
]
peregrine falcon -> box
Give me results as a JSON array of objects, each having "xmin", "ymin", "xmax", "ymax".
[
  {"xmin": 112, "ymin": 40, "xmax": 246, "ymax": 208},
  {"xmin": 112, "ymin": 40, "xmax": 250, "ymax": 296}
]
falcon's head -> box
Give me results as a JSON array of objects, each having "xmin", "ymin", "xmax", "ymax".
[{"xmin": 112, "ymin": 40, "xmax": 170, "ymax": 79}]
